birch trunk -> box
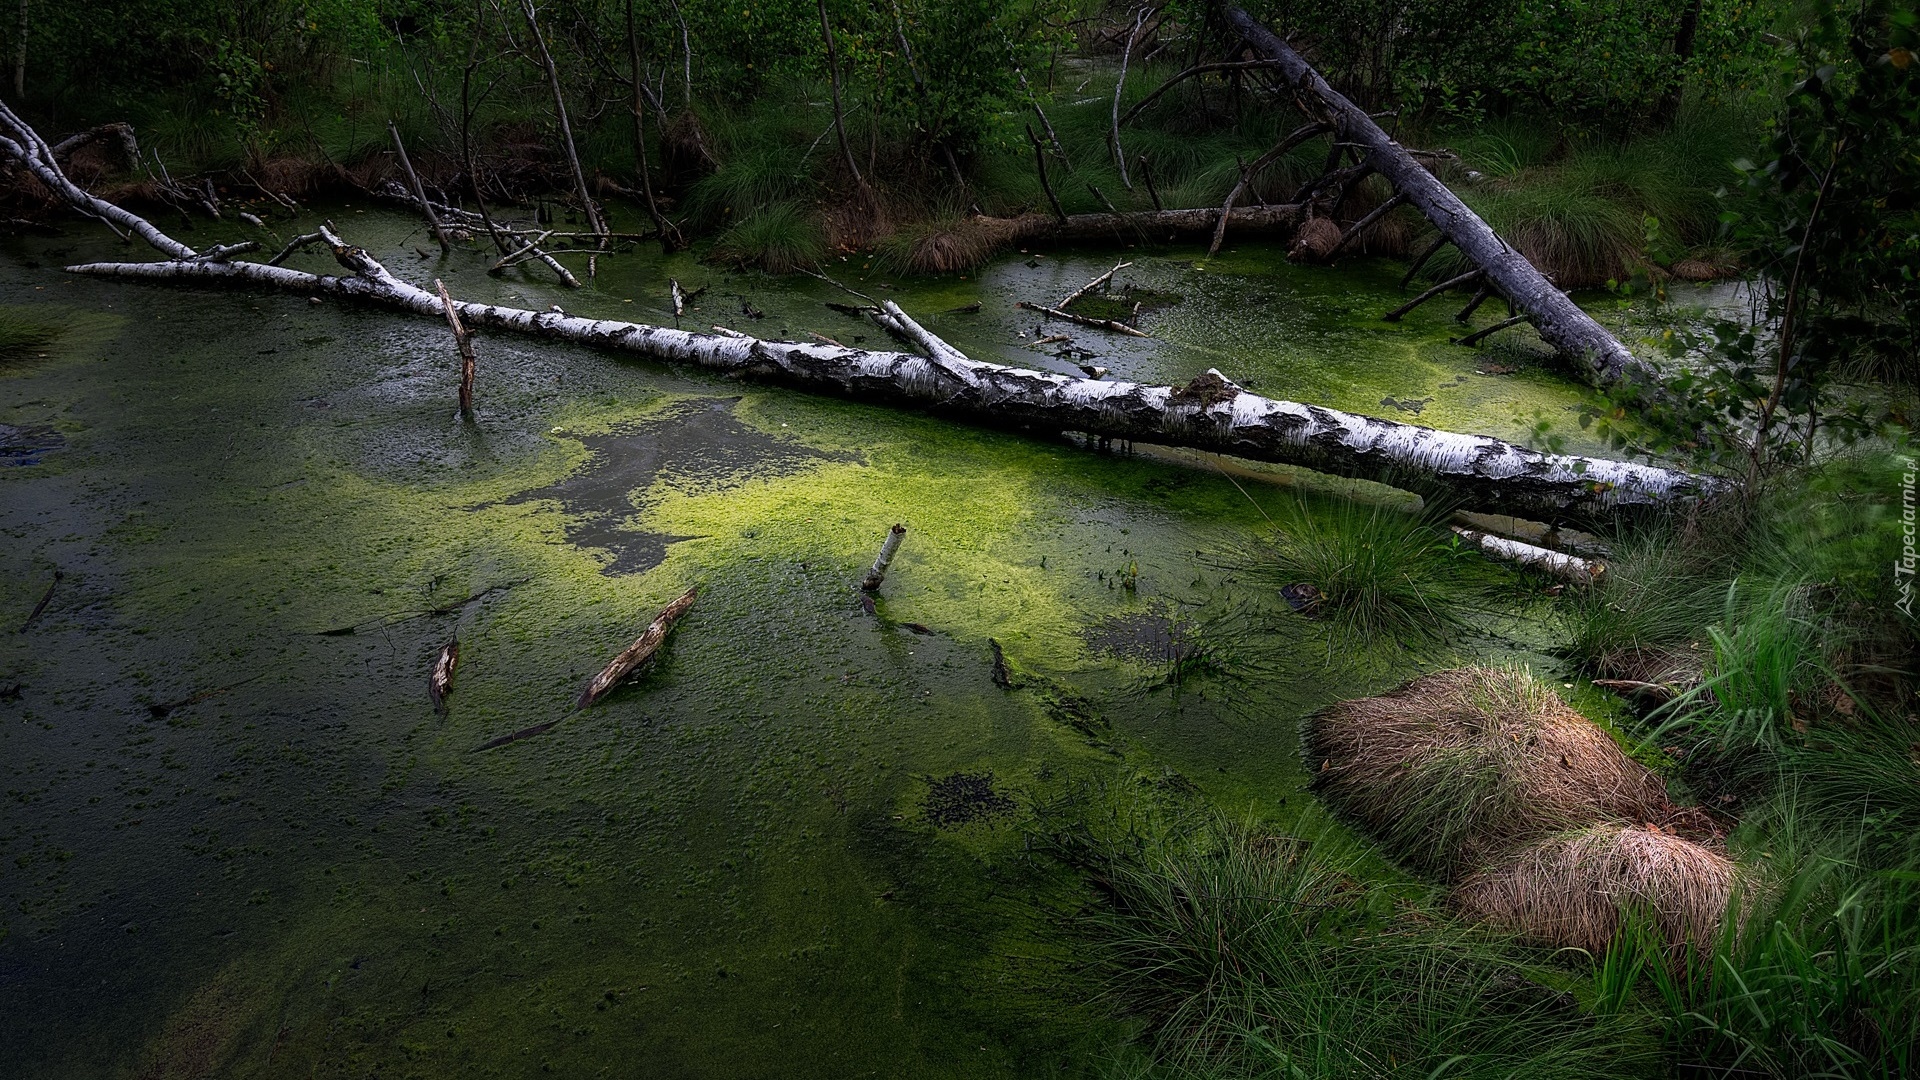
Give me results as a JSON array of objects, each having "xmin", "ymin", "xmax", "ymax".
[
  {"xmin": 2, "ymin": 103, "xmax": 1723, "ymax": 525},
  {"xmin": 1220, "ymin": 6, "xmax": 1659, "ymax": 395},
  {"xmin": 63, "ymin": 244, "xmax": 1722, "ymax": 524}
]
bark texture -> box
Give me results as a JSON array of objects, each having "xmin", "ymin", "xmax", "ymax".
[
  {"xmin": 1221, "ymin": 6, "xmax": 1658, "ymax": 394},
  {"xmin": 0, "ymin": 103, "xmax": 1723, "ymax": 525},
  {"xmin": 65, "ymin": 241, "xmax": 1718, "ymax": 523}
]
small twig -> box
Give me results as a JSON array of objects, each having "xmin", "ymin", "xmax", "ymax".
[
  {"xmin": 1017, "ymin": 301, "xmax": 1150, "ymax": 338},
  {"xmin": 18, "ymin": 570, "xmax": 62, "ymax": 633},
  {"xmin": 1383, "ymin": 269, "xmax": 1482, "ymax": 322},
  {"xmin": 473, "ymin": 720, "xmax": 561, "ymax": 752},
  {"xmin": 1454, "ymin": 313, "xmax": 1528, "ymax": 347}
]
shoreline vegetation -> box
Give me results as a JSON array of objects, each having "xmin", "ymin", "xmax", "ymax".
[{"xmin": 4, "ymin": 4, "xmax": 1768, "ymax": 288}]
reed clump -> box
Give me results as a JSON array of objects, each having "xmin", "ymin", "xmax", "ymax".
[
  {"xmin": 1456, "ymin": 823, "xmax": 1739, "ymax": 954},
  {"xmin": 1306, "ymin": 666, "xmax": 1682, "ymax": 875}
]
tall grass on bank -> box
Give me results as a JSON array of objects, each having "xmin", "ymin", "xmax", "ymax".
[
  {"xmin": 707, "ymin": 202, "xmax": 824, "ymax": 274},
  {"xmin": 1598, "ymin": 820, "xmax": 1920, "ymax": 1077},
  {"xmin": 1046, "ymin": 814, "xmax": 1661, "ymax": 1079},
  {"xmin": 1430, "ymin": 105, "xmax": 1763, "ymax": 288}
]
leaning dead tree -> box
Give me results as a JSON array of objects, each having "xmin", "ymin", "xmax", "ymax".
[
  {"xmin": 1, "ymin": 100, "xmax": 1720, "ymax": 525},
  {"xmin": 1220, "ymin": 5, "xmax": 1657, "ymax": 394}
]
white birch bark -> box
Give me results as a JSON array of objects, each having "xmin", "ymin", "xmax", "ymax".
[{"xmin": 1, "ymin": 102, "xmax": 1723, "ymax": 524}]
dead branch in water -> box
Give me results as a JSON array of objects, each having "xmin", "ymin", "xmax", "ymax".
[
  {"xmin": 861, "ymin": 525, "xmax": 908, "ymax": 592},
  {"xmin": 473, "ymin": 719, "xmax": 560, "ymax": 752},
  {"xmin": 1383, "ymin": 269, "xmax": 1482, "ymax": 322},
  {"xmin": 1017, "ymin": 300, "xmax": 1150, "ymax": 338},
  {"xmin": 1058, "ymin": 260, "xmax": 1131, "ymax": 310},
  {"xmin": 429, "ymin": 637, "xmax": 459, "ymax": 713},
  {"xmin": 577, "ymin": 586, "xmax": 698, "ymax": 709},
  {"xmin": 435, "ymin": 279, "xmax": 478, "ymax": 419},
  {"xmin": 1456, "ymin": 313, "xmax": 1529, "ymax": 347},
  {"xmin": 1450, "ymin": 526, "xmax": 1605, "ymax": 583},
  {"xmin": 18, "ymin": 569, "xmax": 61, "ymax": 633}
]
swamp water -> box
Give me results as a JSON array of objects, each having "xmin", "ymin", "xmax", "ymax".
[{"xmin": 2, "ymin": 207, "xmax": 1641, "ymax": 1076}]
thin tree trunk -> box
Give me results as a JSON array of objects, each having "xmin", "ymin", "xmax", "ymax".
[
  {"xmin": 1654, "ymin": 0, "xmax": 1704, "ymax": 127},
  {"xmin": 389, "ymin": 121, "xmax": 449, "ymax": 253},
  {"xmin": 519, "ymin": 0, "xmax": 605, "ymax": 242},
  {"xmin": 626, "ymin": 0, "xmax": 680, "ymax": 250},
  {"xmin": 1750, "ymin": 156, "xmax": 1837, "ymax": 478},
  {"xmin": 817, "ymin": 0, "xmax": 873, "ymax": 206},
  {"xmin": 1222, "ymin": 6, "xmax": 1658, "ymax": 395},
  {"xmin": 459, "ymin": 8, "xmax": 511, "ymax": 256},
  {"xmin": 668, "ymin": 0, "xmax": 692, "ymax": 110},
  {"xmin": 1109, "ymin": 7, "xmax": 1146, "ymax": 190},
  {"xmin": 13, "ymin": 0, "xmax": 26, "ymax": 99}
]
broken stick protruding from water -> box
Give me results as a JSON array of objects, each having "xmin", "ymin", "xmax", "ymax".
[
  {"xmin": 435, "ymin": 279, "xmax": 477, "ymax": 419},
  {"xmin": 1058, "ymin": 260, "xmax": 1131, "ymax": 310},
  {"xmin": 861, "ymin": 525, "xmax": 907, "ymax": 592},
  {"xmin": 576, "ymin": 586, "xmax": 698, "ymax": 709},
  {"xmin": 429, "ymin": 636, "xmax": 460, "ymax": 713},
  {"xmin": 18, "ymin": 570, "xmax": 61, "ymax": 634}
]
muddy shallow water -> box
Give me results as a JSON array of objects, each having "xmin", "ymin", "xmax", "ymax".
[{"xmin": 0, "ymin": 205, "xmax": 1643, "ymax": 1076}]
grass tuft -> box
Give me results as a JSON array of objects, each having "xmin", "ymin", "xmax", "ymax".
[
  {"xmin": 706, "ymin": 202, "xmax": 824, "ymax": 274},
  {"xmin": 1307, "ymin": 666, "xmax": 1685, "ymax": 876},
  {"xmin": 1255, "ymin": 497, "xmax": 1470, "ymax": 647},
  {"xmin": 1044, "ymin": 811, "xmax": 1662, "ymax": 1079}
]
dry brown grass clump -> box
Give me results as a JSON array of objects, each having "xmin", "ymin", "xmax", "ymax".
[
  {"xmin": 1455, "ymin": 823, "xmax": 1738, "ymax": 954},
  {"xmin": 1287, "ymin": 216, "xmax": 1343, "ymax": 262},
  {"xmin": 880, "ymin": 214, "xmax": 1022, "ymax": 274},
  {"xmin": 1306, "ymin": 667, "xmax": 1679, "ymax": 875}
]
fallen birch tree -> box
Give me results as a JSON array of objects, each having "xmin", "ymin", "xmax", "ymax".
[
  {"xmin": 1220, "ymin": 5, "xmax": 1659, "ymax": 394},
  {"xmin": 0, "ymin": 99, "xmax": 1723, "ymax": 526}
]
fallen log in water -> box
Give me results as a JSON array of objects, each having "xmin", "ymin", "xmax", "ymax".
[
  {"xmin": 992, "ymin": 203, "xmax": 1305, "ymax": 247},
  {"xmin": 577, "ymin": 587, "xmax": 698, "ymax": 709},
  {"xmin": 1220, "ymin": 5, "xmax": 1659, "ymax": 394},
  {"xmin": 61, "ymin": 241, "xmax": 1723, "ymax": 522},
  {"xmin": 2, "ymin": 104, "xmax": 1723, "ymax": 524}
]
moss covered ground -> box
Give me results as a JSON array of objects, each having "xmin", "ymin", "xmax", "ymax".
[{"xmin": 2, "ymin": 208, "xmax": 1634, "ymax": 1076}]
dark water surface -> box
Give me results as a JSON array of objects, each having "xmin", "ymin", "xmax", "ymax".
[{"xmin": 0, "ymin": 206, "xmax": 1622, "ymax": 1076}]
